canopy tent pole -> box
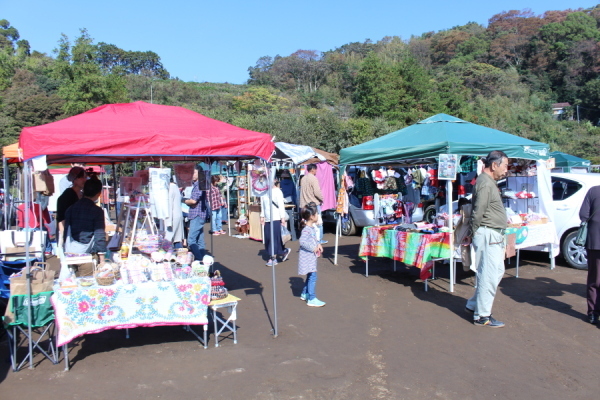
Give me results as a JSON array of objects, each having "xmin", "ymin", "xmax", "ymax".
[
  {"xmin": 447, "ymin": 179, "xmax": 454, "ymax": 292},
  {"xmin": 112, "ymin": 163, "xmax": 118, "ymax": 220},
  {"xmin": 226, "ymin": 164, "xmax": 231, "ymax": 236},
  {"xmin": 23, "ymin": 160, "xmax": 34, "ymax": 368},
  {"xmin": 3, "ymin": 156, "xmax": 8, "ymax": 230},
  {"xmin": 266, "ymin": 160, "xmax": 278, "ymax": 337},
  {"xmin": 334, "ymin": 214, "xmax": 340, "ymax": 265}
]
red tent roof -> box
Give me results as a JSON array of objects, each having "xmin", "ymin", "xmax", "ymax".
[{"xmin": 19, "ymin": 101, "xmax": 275, "ymax": 163}]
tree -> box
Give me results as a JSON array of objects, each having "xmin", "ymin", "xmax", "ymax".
[
  {"xmin": 52, "ymin": 30, "xmax": 129, "ymax": 116},
  {"xmin": 231, "ymin": 87, "xmax": 290, "ymax": 114}
]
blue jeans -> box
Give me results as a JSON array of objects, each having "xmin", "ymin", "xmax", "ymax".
[
  {"xmin": 188, "ymin": 216, "xmax": 206, "ymax": 261},
  {"xmin": 301, "ymin": 271, "xmax": 318, "ymax": 301},
  {"xmin": 211, "ymin": 209, "xmax": 222, "ymax": 233}
]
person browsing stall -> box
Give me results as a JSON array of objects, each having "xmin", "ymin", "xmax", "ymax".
[
  {"xmin": 579, "ymin": 185, "xmax": 600, "ymax": 324},
  {"xmin": 184, "ymin": 167, "xmax": 209, "ymax": 261},
  {"xmin": 464, "ymin": 150, "xmax": 509, "ymax": 328},
  {"xmin": 209, "ymin": 175, "xmax": 227, "ymax": 235},
  {"xmin": 260, "ymin": 178, "xmax": 291, "ymax": 266},
  {"xmin": 63, "ymin": 177, "xmax": 106, "ymax": 263}
]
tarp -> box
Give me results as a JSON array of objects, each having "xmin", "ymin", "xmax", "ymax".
[
  {"xmin": 2, "ymin": 142, "xmax": 22, "ymax": 163},
  {"xmin": 550, "ymin": 151, "xmax": 590, "ymax": 169},
  {"xmin": 48, "ymin": 166, "xmax": 105, "ymax": 174},
  {"xmin": 340, "ymin": 114, "xmax": 550, "ymax": 165},
  {"xmin": 273, "ymin": 142, "xmax": 338, "ymax": 166},
  {"xmin": 19, "ymin": 101, "xmax": 275, "ymax": 163}
]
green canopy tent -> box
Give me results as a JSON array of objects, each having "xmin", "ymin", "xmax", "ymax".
[
  {"xmin": 340, "ymin": 114, "xmax": 549, "ymax": 165},
  {"xmin": 549, "ymin": 151, "xmax": 590, "ymax": 173},
  {"xmin": 336, "ymin": 114, "xmax": 553, "ymax": 291}
]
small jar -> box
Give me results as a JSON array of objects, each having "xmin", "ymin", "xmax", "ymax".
[{"xmin": 120, "ymin": 244, "xmax": 130, "ymax": 260}]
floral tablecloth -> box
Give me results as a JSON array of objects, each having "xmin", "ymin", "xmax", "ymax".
[
  {"xmin": 359, "ymin": 226, "xmax": 451, "ymax": 280},
  {"xmin": 52, "ymin": 277, "xmax": 211, "ymax": 347}
]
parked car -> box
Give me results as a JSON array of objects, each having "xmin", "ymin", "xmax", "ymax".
[
  {"xmin": 326, "ymin": 192, "xmax": 424, "ymax": 236},
  {"xmin": 436, "ymin": 172, "xmax": 600, "ymax": 270}
]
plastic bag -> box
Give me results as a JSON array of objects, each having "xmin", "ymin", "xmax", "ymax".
[{"xmin": 281, "ymin": 225, "xmax": 292, "ymax": 244}]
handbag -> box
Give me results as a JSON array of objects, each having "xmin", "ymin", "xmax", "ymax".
[
  {"xmin": 575, "ymin": 209, "xmax": 597, "ymax": 247},
  {"xmin": 281, "ymin": 225, "xmax": 292, "ymax": 244}
]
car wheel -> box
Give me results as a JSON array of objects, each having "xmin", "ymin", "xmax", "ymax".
[
  {"xmin": 341, "ymin": 215, "xmax": 357, "ymax": 236},
  {"xmin": 562, "ymin": 230, "xmax": 588, "ymax": 270},
  {"xmin": 423, "ymin": 205, "xmax": 437, "ymax": 224}
]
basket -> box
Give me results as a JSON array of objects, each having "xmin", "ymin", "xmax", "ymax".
[{"xmin": 95, "ymin": 263, "xmax": 116, "ymax": 286}]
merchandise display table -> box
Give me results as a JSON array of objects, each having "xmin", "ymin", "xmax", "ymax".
[
  {"xmin": 506, "ymin": 221, "xmax": 559, "ymax": 276},
  {"xmin": 209, "ymin": 294, "xmax": 240, "ymax": 347},
  {"xmin": 359, "ymin": 225, "xmax": 451, "ymax": 289},
  {"xmin": 52, "ymin": 277, "xmax": 211, "ymax": 370}
]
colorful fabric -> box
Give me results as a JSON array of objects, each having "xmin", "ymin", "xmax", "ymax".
[
  {"xmin": 51, "ymin": 277, "xmax": 211, "ymax": 347},
  {"xmin": 358, "ymin": 225, "xmax": 397, "ymax": 258},
  {"xmin": 415, "ymin": 232, "xmax": 451, "ymax": 280},
  {"xmin": 359, "ymin": 226, "xmax": 451, "ymax": 280}
]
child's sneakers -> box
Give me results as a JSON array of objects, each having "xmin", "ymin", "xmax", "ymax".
[
  {"xmin": 300, "ymin": 293, "xmax": 307, "ymax": 301},
  {"xmin": 307, "ymin": 298, "xmax": 326, "ymax": 307}
]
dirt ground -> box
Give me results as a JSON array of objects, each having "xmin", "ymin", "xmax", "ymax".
[{"xmin": 1, "ymin": 227, "xmax": 598, "ymax": 400}]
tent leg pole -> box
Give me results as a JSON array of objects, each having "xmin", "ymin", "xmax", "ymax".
[
  {"xmin": 24, "ymin": 161, "xmax": 34, "ymax": 369},
  {"xmin": 266, "ymin": 161, "xmax": 278, "ymax": 337},
  {"xmin": 447, "ymin": 180, "xmax": 454, "ymax": 293},
  {"xmin": 334, "ymin": 215, "xmax": 339, "ymax": 265}
]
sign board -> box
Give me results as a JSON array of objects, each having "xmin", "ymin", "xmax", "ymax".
[{"xmin": 438, "ymin": 154, "xmax": 458, "ymax": 180}]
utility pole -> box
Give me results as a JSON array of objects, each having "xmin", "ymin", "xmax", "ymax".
[{"xmin": 577, "ymin": 105, "xmax": 580, "ymax": 123}]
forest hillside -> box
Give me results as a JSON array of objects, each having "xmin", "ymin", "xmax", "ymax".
[{"xmin": 1, "ymin": 6, "xmax": 600, "ymax": 162}]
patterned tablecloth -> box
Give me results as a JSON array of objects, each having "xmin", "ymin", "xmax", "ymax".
[
  {"xmin": 52, "ymin": 277, "xmax": 211, "ymax": 347},
  {"xmin": 359, "ymin": 225, "xmax": 451, "ymax": 280},
  {"xmin": 505, "ymin": 221, "xmax": 559, "ymax": 250}
]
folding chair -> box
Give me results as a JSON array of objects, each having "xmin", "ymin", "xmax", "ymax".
[
  {"xmin": 3, "ymin": 290, "xmax": 58, "ymax": 371},
  {"xmin": 2, "ymin": 262, "xmax": 58, "ymax": 371}
]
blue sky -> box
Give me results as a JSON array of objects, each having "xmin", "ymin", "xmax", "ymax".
[{"xmin": 3, "ymin": 1, "xmax": 599, "ymax": 84}]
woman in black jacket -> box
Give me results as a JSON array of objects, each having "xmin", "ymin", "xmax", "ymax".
[{"xmin": 579, "ymin": 185, "xmax": 600, "ymax": 324}]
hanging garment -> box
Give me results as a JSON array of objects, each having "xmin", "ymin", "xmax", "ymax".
[
  {"xmin": 149, "ymin": 168, "xmax": 171, "ymax": 220},
  {"xmin": 357, "ymin": 177, "xmax": 374, "ymax": 198},
  {"xmin": 315, "ymin": 162, "xmax": 336, "ymax": 211},
  {"xmin": 165, "ymin": 182, "xmax": 184, "ymax": 244}
]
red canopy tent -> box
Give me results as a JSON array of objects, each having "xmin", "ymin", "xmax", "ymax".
[
  {"xmin": 19, "ymin": 101, "xmax": 275, "ymax": 163},
  {"xmin": 15, "ymin": 102, "xmax": 283, "ymax": 365}
]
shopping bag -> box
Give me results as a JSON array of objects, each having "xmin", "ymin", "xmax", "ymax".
[
  {"xmin": 281, "ymin": 225, "xmax": 292, "ymax": 244},
  {"xmin": 9, "ymin": 265, "xmax": 54, "ymax": 296},
  {"xmin": 575, "ymin": 222, "xmax": 588, "ymax": 247}
]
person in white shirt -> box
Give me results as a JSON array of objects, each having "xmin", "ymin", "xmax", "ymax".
[{"xmin": 260, "ymin": 179, "xmax": 291, "ymax": 266}]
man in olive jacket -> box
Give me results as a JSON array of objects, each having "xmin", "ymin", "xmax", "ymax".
[{"xmin": 464, "ymin": 150, "xmax": 509, "ymax": 328}]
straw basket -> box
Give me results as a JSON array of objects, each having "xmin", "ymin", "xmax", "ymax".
[{"xmin": 95, "ymin": 263, "xmax": 116, "ymax": 286}]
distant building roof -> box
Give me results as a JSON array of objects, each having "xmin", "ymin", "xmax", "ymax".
[{"xmin": 552, "ymin": 102, "xmax": 571, "ymax": 109}]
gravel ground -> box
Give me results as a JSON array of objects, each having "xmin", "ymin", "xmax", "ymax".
[{"xmin": 1, "ymin": 227, "xmax": 597, "ymax": 400}]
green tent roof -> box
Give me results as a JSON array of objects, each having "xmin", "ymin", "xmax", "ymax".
[
  {"xmin": 550, "ymin": 151, "xmax": 590, "ymax": 168},
  {"xmin": 340, "ymin": 114, "xmax": 550, "ymax": 165}
]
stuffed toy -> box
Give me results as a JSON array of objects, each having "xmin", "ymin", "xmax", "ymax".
[{"xmin": 236, "ymin": 214, "xmax": 249, "ymax": 235}]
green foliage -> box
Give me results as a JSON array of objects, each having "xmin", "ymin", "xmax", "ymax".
[
  {"xmin": 3, "ymin": 7, "xmax": 600, "ymax": 165},
  {"xmin": 51, "ymin": 30, "xmax": 129, "ymax": 116},
  {"xmin": 232, "ymin": 87, "xmax": 290, "ymax": 114}
]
